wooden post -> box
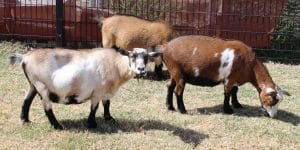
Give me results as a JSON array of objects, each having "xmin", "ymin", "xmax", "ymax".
[{"xmin": 56, "ymin": 0, "xmax": 64, "ymax": 47}]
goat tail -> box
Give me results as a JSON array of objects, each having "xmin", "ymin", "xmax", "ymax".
[
  {"xmin": 9, "ymin": 53, "xmax": 24, "ymax": 65},
  {"xmin": 149, "ymin": 43, "xmax": 167, "ymax": 54}
]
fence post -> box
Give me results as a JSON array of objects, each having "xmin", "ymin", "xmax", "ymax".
[{"xmin": 56, "ymin": 0, "xmax": 64, "ymax": 47}]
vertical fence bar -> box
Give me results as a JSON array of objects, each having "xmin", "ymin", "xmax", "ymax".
[
  {"xmin": 79, "ymin": 0, "xmax": 82, "ymax": 46},
  {"xmin": 56, "ymin": 0, "xmax": 64, "ymax": 47},
  {"xmin": 96, "ymin": 0, "xmax": 99, "ymax": 46},
  {"xmin": 85, "ymin": 1, "xmax": 88, "ymax": 46},
  {"xmin": 205, "ymin": 0, "xmax": 208, "ymax": 35}
]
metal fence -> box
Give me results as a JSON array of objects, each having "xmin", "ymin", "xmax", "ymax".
[{"xmin": 1, "ymin": 0, "xmax": 299, "ymax": 63}]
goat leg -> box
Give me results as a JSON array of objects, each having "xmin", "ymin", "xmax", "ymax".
[
  {"xmin": 223, "ymin": 93, "xmax": 234, "ymax": 114},
  {"xmin": 154, "ymin": 63, "xmax": 165, "ymax": 80},
  {"xmin": 42, "ymin": 93, "xmax": 63, "ymax": 130},
  {"xmin": 166, "ymin": 79, "xmax": 176, "ymax": 111},
  {"xmin": 44, "ymin": 108, "xmax": 63, "ymax": 130},
  {"xmin": 175, "ymin": 79, "xmax": 187, "ymax": 114},
  {"xmin": 87, "ymin": 101, "xmax": 99, "ymax": 128},
  {"xmin": 176, "ymin": 94, "xmax": 187, "ymax": 114},
  {"xmin": 102, "ymin": 99, "xmax": 116, "ymax": 122},
  {"xmin": 230, "ymin": 86, "xmax": 243, "ymax": 108},
  {"xmin": 20, "ymin": 85, "xmax": 37, "ymax": 123}
]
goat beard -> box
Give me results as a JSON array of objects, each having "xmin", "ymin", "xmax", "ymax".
[
  {"xmin": 135, "ymin": 73, "xmax": 147, "ymax": 82},
  {"xmin": 136, "ymin": 74, "xmax": 142, "ymax": 82}
]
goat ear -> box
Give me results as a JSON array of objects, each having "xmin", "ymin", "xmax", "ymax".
[
  {"xmin": 148, "ymin": 52, "xmax": 161, "ymax": 57},
  {"xmin": 148, "ymin": 44, "xmax": 165, "ymax": 53},
  {"xmin": 118, "ymin": 48, "xmax": 130, "ymax": 56},
  {"xmin": 281, "ymin": 90, "xmax": 291, "ymax": 96},
  {"xmin": 147, "ymin": 46, "xmax": 162, "ymax": 57},
  {"xmin": 172, "ymin": 31, "xmax": 179, "ymax": 38},
  {"xmin": 277, "ymin": 86, "xmax": 291, "ymax": 96},
  {"xmin": 148, "ymin": 46, "xmax": 156, "ymax": 52},
  {"xmin": 128, "ymin": 51, "xmax": 133, "ymax": 57}
]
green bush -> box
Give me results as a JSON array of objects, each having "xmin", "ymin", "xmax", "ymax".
[
  {"xmin": 104, "ymin": 0, "xmax": 175, "ymax": 20},
  {"xmin": 270, "ymin": 0, "xmax": 300, "ymax": 62}
]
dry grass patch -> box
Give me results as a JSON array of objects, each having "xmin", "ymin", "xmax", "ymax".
[{"xmin": 0, "ymin": 41, "xmax": 299, "ymax": 149}]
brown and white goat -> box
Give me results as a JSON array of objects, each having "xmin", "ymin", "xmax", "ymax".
[
  {"xmin": 10, "ymin": 48, "xmax": 157, "ymax": 129},
  {"xmin": 96, "ymin": 15, "xmax": 176, "ymax": 79},
  {"xmin": 152, "ymin": 35, "xmax": 290, "ymax": 117}
]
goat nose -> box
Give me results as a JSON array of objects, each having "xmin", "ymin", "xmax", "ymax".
[{"xmin": 138, "ymin": 67, "xmax": 145, "ymax": 72}]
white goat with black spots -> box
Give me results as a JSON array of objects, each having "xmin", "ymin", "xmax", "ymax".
[{"xmin": 10, "ymin": 47, "xmax": 158, "ymax": 129}]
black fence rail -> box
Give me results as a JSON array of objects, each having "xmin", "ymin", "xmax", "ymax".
[{"xmin": 0, "ymin": 0, "xmax": 299, "ymax": 63}]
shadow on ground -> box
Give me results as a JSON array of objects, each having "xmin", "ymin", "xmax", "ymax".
[
  {"xmin": 60, "ymin": 118, "xmax": 208, "ymax": 146},
  {"xmin": 191, "ymin": 104, "xmax": 299, "ymax": 126},
  {"xmin": 137, "ymin": 70, "xmax": 170, "ymax": 81}
]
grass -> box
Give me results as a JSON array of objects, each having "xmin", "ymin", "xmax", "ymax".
[{"xmin": 0, "ymin": 41, "xmax": 299, "ymax": 149}]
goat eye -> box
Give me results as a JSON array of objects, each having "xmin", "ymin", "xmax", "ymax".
[
  {"xmin": 273, "ymin": 95, "xmax": 278, "ymax": 101},
  {"xmin": 271, "ymin": 92, "xmax": 277, "ymax": 98},
  {"xmin": 271, "ymin": 98, "xmax": 279, "ymax": 106},
  {"xmin": 144, "ymin": 55, "xmax": 148, "ymax": 59},
  {"xmin": 130, "ymin": 54, "xmax": 136, "ymax": 59}
]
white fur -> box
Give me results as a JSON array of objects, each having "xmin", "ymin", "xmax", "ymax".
[
  {"xmin": 51, "ymin": 55, "xmax": 98, "ymax": 103},
  {"xmin": 133, "ymin": 48, "xmax": 146, "ymax": 53},
  {"xmin": 233, "ymin": 83, "xmax": 239, "ymax": 86},
  {"xmin": 263, "ymin": 105, "xmax": 278, "ymax": 118},
  {"xmin": 193, "ymin": 67, "xmax": 200, "ymax": 77},
  {"xmin": 276, "ymin": 90, "xmax": 284, "ymax": 100},
  {"xmin": 43, "ymin": 100, "xmax": 52, "ymax": 110},
  {"xmin": 10, "ymin": 47, "xmax": 150, "ymax": 128},
  {"xmin": 265, "ymin": 87, "xmax": 275, "ymax": 94},
  {"xmin": 134, "ymin": 57, "xmax": 146, "ymax": 74},
  {"xmin": 192, "ymin": 47, "xmax": 197, "ymax": 55},
  {"xmin": 214, "ymin": 53, "xmax": 219, "ymax": 57},
  {"xmin": 218, "ymin": 48, "xmax": 235, "ymax": 80},
  {"xmin": 19, "ymin": 48, "xmax": 150, "ymax": 106},
  {"xmin": 259, "ymin": 84, "xmax": 266, "ymax": 90},
  {"xmin": 131, "ymin": 48, "xmax": 147, "ymax": 74},
  {"xmin": 224, "ymin": 79, "xmax": 229, "ymax": 86}
]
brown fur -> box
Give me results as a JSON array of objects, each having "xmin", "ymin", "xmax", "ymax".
[
  {"xmin": 157, "ymin": 35, "xmax": 284, "ymax": 114},
  {"xmin": 98, "ymin": 15, "xmax": 177, "ymax": 78},
  {"xmin": 162, "ymin": 36, "xmax": 257, "ymax": 86},
  {"xmin": 100, "ymin": 15, "xmax": 176, "ymax": 50}
]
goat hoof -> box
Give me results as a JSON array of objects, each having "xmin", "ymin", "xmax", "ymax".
[
  {"xmin": 53, "ymin": 124, "xmax": 64, "ymax": 130},
  {"xmin": 21, "ymin": 118, "xmax": 30, "ymax": 124},
  {"xmin": 179, "ymin": 109, "xmax": 187, "ymax": 114},
  {"xmin": 104, "ymin": 115, "xmax": 114, "ymax": 121},
  {"xmin": 233, "ymin": 103, "xmax": 243, "ymax": 109},
  {"xmin": 224, "ymin": 107, "xmax": 234, "ymax": 114},
  {"xmin": 105, "ymin": 117, "xmax": 119, "ymax": 126},
  {"xmin": 87, "ymin": 122, "xmax": 97, "ymax": 128},
  {"xmin": 166, "ymin": 105, "xmax": 175, "ymax": 111},
  {"xmin": 105, "ymin": 116, "xmax": 118, "ymax": 125}
]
